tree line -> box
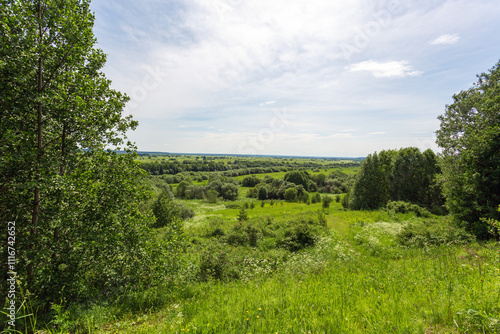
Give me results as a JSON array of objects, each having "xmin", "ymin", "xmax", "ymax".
[{"xmin": 139, "ymin": 158, "xmax": 360, "ymax": 176}]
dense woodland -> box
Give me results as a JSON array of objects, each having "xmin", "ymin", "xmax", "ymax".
[
  {"xmin": 139, "ymin": 155, "xmax": 360, "ymax": 176},
  {"xmin": 1, "ymin": 1, "xmax": 500, "ymax": 333}
]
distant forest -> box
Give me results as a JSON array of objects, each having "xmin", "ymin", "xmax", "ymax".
[{"xmin": 138, "ymin": 155, "xmax": 361, "ymax": 176}]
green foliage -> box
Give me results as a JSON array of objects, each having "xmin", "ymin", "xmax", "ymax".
[
  {"xmin": 350, "ymin": 152, "xmax": 389, "ymax": 210},
  {"xmin": 276, "ymin": 216, "xmax": 326, "ymax": 252},
  {"xmin": 205, "ymin": 189, "xmax": 218, "ymax": 203},
  {"xmin": 197, "ymin": 242, "xmax": 235, "ymax": 281},
  {"xmin": 237, "ymin": 206, "xmax": 249, "ymax": 221},
  {"xmin": 284, "ymin": 170, "xmax": 310, "ymax": 190},
  {"xmin": 246, "ymin": 187, "xmax": 259, "ymax": 198},
  {"xmin": 284, "ymin": 187, "xmax": 298, "ymax": 201},
  {"xmin": 341, "ymin": 192, "xmax": 350, "ymax": 210},
  {"xmin": 0, "ymin": 0, "xmax": 169, "ymax": 316},
  {"xmin": 385, "ymin": 201, "xmax": 431, "ymax": 218},
  {"xmin": 396, "ymin": 219, "xmax": 474, "ymax": 248},
  {"xmin": 482, "ymin": 205, "xmax": 500, "ymax": 240},
  {"xmin": 350, "ymin": 148, "xmax": 443, "ymax": 211},
  {"xmin": 258, "ymin": 186, "xmax": 268, "ymax": 200},
  {"xmin": 225, "ymin": 222, "xmax": 261, "ymax": 247},
  {"xmin": 152, "ymin": 189, "xmax": 182, "ymax": 228},
  {"xmin": 241, "ymin": 175, "xmax": 261, "ymax": 187},
  {"xmin": 175, "ymin": 180, "xmax": 191, "ymax": 198},
  {"xmin": 436, "ymin": 60, "xmax": 500, "ymax": 238},
  {"xmin": 220, "ymin": 182, "xmax": 239, "ymax": 200},
  {"xmin": 322, "ymin": 195, "xmax": 333, "ymax": 209},
  {"xmin": 311, "ymin": 192, "xmax": 321, "ymax": 204}
]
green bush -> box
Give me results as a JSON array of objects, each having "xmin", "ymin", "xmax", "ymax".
[
  {"xmin": 276, "ymin": 216, "xmax": 325, "ymax": 252},
  {"xmin": 174, "ymin": 202, "xmax": 195, "ymax": 220},
  {"xmin": 385, "ymin": 201, "xmax": 431, "ymax": 217},
  {"xmin": 198, "ymin": 242, "xmax": 237, "ymax": 281},
  {"xmin": 396, "ymin": 219, "xmax": 474, "ymax": 248}
]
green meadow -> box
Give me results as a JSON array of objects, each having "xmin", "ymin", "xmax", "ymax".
[{"xmin": 47, "ymin": 175, "xmax": 499, "ymax": 334}]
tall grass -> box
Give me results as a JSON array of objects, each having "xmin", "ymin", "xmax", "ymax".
[
  {"xmin": 30, "ymin": 201, "xmax": 500, "ymax": 334},
  {"xmin": 95, "ymin": 236, "xmax": 499, "ymax": 333}
]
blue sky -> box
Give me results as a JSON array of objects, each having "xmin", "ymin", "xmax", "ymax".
[{"xmin": 89, "ymin": 0, "xmax": 500, "ymax": 157}]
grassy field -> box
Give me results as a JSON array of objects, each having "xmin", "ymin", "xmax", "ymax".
[
  {"xmin": 56, "ymin": 198, "xmax": 499, "ymax": 334},
  {"xmin": 33, "ymin": 156, "xmax": 499, "ymax": 334}
]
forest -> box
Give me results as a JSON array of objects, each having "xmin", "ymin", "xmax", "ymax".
[{"xmin": 1, "ymin": 1, "xmax": 500, "ymax": 333}]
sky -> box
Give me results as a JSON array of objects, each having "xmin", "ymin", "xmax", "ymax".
[{"xmin": 89, "ymin": 0, "xmax": 500, "ymax": 157}]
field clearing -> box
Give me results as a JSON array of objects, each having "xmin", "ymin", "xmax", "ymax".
[{"xmin": 96, "ymin": 197, "xmax": 500, "ymax": 334}]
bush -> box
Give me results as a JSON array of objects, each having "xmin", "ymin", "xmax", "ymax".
[
  {"xmin": 275, "ymin": 215, "xmax": 325, "ymax": 252},
  {"xmin": 396, "ymin": 219, "xmax": 474, "ymax": 248},
  {"xmin": 284, "ymin": 187, "xmax": 298, "ymax": 201},
  {"xmin": 221, "ymin": 183, "xmax": 239, "ymax": 201},
  {"xmin": 278, "ymin": 223, "xmax": 317, "ymax": 252},
  {"xmin": 205, "ymin": 189, "xmax": 218, "ymax": 203},
  {"xmin": 242, "ymin": 175, "xmax": 261, "ymax": 187},
  {"xmin": 322, "ymin": 195, "xmax": 332, "ymax": 209},
  {"xmin": 174, "ymin": 202, "xmax": 195, "ymax": 220},
  {"xmin": 341, "ymin": 192, "xmax": 350, "ymax": 210},
  {"xmin": 385, "ymin": 201, "xmax": 431, "ymax": 217},
  {"xmin": 246, "ymin": 187, "xmax": 259, "ymax": 198},
  {"xmin": 152, "ymin": 189, "xmax": 182, "ymax": 228},
  {"xmin": 226, "ymin": 222, "xmax": 261, "ymax": 247},
  {"xmin": 198, "ymin": 242, "xmax": 236, "ymax": 281}
]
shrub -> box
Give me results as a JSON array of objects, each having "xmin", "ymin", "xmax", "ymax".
[
  {"xmin": 278, "ymin": 223, "xmax": 317, "ymax": 252},
  {"xmin": 276, "ymin": 215, "xmax": 325, "ymax": 252},
  {"xmin": 341, "ymin": 192, "xmax": 350, "ymax": 210},
  {"xmin": 322, "ymin": 195, "xmax": 332, "ymax": 209},
  {"xmin": 284, "ymin": 187, "xmax": 298, "ymax": 202},
  {"xmin": 246, "ymin": 187, "xmax": 259, "ymax": 198},
  {"xmin": 238, "ymin": 207, "xmax": 249, "ymax": 221},
  {"xmin": 385, "ymin": 201, "xmax": 431, "ymax": 217},
  {"xmin": 152, "ymin": 189, "xmax": 182, "ymax": 228},
  {"xmin": 396, "ymin": 219, "xmax": 474, "ymax": 248},
  {"xmin": 174, "ymin": 202, "xmax": 195, "ymax": 220},
  {"xmin": 205, "ymin": 189, "xmax": 218, "ymax": 203},
  {"xmin": 198, "ymin": 242, "xmax": 236, "ymax": 281}
]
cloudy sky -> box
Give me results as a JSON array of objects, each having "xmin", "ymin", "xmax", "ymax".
[{"xmin": 89, "ymin": 0, "xmax": 500, "ymax": 157}]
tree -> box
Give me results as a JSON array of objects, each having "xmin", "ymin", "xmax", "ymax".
[
  {"xmin": 388, "ymin": 148, "xmax": 442, "ymax": 209},
  {"xmin": 350, "ymin": 153, "xmax": 389, "ymax": 210},
  {"xmin": 176, "ymin": 180, "xmax": 191, "ymax": 198},
  {"xmin": 349, "ymin": 148, "xmax": 443, "ymax": 211},
  {"xmin": 152, "ymin": 189, "xmax": 182, "ymax": 229},
  {"xmin": 436, "ymin": 61, "xmax": 500, "ymax": 238},
  {"xmin": 221, "ymin": 183, "xmax": 239, "ymax": 201},
  {"xmin": 284, "ymin": 170, "xmax": 310, "ymax": 190},
  {"xmin": 0, "ymin": 0, "xmax": 161, "ymax": 313},
  {"xmin": 284, "ymin": 187, "xmax": 298, "ymax": 201}
]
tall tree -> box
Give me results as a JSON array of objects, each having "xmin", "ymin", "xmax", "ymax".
[
  {"xmin": 1, "ymin": 0, "xmax": 158, "ymax": 312},
  {"xmin": 436, "ymin": 60, "xmax": 500, "ymax": 238},
  {"xmin": 350, "ymin": 152, "xmax": 389, "ymax": 210}
]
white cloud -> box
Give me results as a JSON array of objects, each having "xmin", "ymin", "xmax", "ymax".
[
  {"xmin": 347, "ymin": 60, "xmax": 422, "ymax": 78},
  {"xmin": 430, "ymin": 34, "xmax": 460, "ymax": 45},
  {"xmin": 91, "ymin": 0, "xmax": 500, "ymax": 156}
]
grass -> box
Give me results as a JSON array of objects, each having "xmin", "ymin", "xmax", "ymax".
[
  {"xmin": 46, "ymin": 197, "xmax": 499, "ymax": 334},
  {"xmin": 94, "ymin": 240, "xmax": 500, "ymax": 333},
  {"xmin": 26, "ymin": 163, "xmax": 499, "ymax": 334}
]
